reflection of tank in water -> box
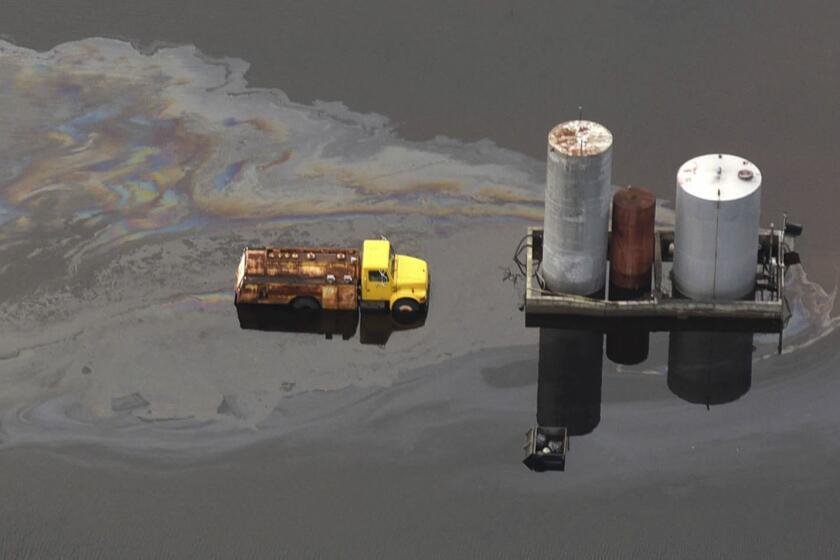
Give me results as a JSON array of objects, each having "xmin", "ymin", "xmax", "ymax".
[
  {"xmin": 667, "ymin": 330, "xmax": 753, "ymax": 406},
  {"xmin": 235, "ymin": 304, "xmax": 426, "ymax": 346},
  {"xmin": 524, "ymin": 328, "xmax": 604, "ymax": 472},
  {"xmin": 537, "ymin": 329, "xmax": 603, "ymax": 434}
]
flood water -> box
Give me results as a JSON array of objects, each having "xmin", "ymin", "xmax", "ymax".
[{"xmin": 0, "ymin": 1, "xmax": 838, "ymax": 558}]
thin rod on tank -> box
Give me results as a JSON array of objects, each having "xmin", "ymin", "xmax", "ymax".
[{"xmin": 577, "ymin": 106, "xmax": 583, "ymax": 154}]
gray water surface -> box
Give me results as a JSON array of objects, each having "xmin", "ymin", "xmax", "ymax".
[{"xmin": 0, "ymin": 2, "xmax": 839, "ymax": 558}]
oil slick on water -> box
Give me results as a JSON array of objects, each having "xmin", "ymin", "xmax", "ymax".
[{"xmin": 0, "ymin": 38, "xmax": 834, "ymax": 455}]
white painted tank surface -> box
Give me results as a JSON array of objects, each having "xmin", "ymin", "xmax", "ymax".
[
  {"xmin": 673, "ymin": 154, "xmax": 762, "ymax": 300},
  {"xmin": 542, "ymin": 120, "xmax": 613, "ymax": 296}
]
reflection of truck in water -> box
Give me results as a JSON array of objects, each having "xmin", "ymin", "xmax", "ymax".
[
  {"xmin": 234, "ymin": 239, "xmax": 429, "ymax": 314},
  {"xmin": 235, "ymin": 305, "xmax": 427, "ymax": 345}
]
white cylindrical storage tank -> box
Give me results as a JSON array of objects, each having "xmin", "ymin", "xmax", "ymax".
[
  {"xmin": 543, "ymin": 120, "xmax": 613, "ymax": 296},
  {"xmin": 673, "ymin": 154, "xmax": 762, "ymax": 300}
]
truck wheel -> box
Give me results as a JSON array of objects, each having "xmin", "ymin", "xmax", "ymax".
[
  {"xmin": 291, "ymin": 297, "xmax": 320, "ymax": 311},
  {"xmin": 392, "ymin": 298, "xmax": 419, "ymax": 315}
]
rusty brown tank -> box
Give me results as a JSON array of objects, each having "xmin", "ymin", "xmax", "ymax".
[
  {"xmin": 609, "ymin": 187, "xmax": 656, "ymax": 293},
  {"xmin": 235, "ymin": 247, "xmax": 359, "ymax": 310},
  {"xmin": 606, "ymin": 187, "xmax": 655, "ymax": 366}
]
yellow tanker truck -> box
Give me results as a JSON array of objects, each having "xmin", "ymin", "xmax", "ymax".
[{"xmin": 235, "ymin": 239, "xmax": 429, "ymax": 315}]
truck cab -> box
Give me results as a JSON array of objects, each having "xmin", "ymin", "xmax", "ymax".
[{"xmin": 361, "ymin": 239, "xmax": 429, "ymax": 313}]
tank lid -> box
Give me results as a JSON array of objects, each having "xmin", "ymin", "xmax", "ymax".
[
  {"xmin": 548, "ymin": 120, "xmax": 613, "ymax": 157},
  {"xmin": 677, "ymin": 154, "xmax": 762, "ymax": 202}
]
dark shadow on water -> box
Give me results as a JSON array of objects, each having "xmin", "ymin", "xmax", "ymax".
[
  {"xmin": 524, "ymin": 328, "xmax": 603, "ymax": 472},
  {"xmin": 606, "ymin": 325, "xmax": 650, "ymax": 366},
  {"xmin": 537, "ymin": 328, "xmax": 604, "ymax": 435},
  {"xmin": 667, "ymin": 331, "xmax": 753, "ymax": 406},
  {"xmin": 525, "ymin": 324, "xmax": 757, "ymax": 472},
  {"xmin": 236, "ymin": 303, "xmax": 359, "ymax": 340},
  {"xmin": 235, "ymin": 304, "xmax": 426, "ymax": 346},
  {"xmin": 359, "ymin": 309, "xmax": 427, "ymax": 346},
  {"xmin": 605, "ymin": 284, "xmax": 650, "ymax": 365}
]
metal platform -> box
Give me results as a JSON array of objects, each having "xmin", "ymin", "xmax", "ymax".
[{"xmin": 524, "ymin": 226, "xmax": 791, "ymax": 333}]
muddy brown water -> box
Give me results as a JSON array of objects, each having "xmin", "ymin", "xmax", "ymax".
[{"xmin": 0, "ymin": 2, "xmax": 839, "ymax": 558}]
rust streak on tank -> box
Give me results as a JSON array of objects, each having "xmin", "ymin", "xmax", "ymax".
[{"xmin": 548, "ymin": 120, "xmax": 613, "ymax": 157}]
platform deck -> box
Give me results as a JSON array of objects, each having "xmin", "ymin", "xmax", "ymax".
[{"xmin": 524, "ymin": 227, "xmax": 788, "ymax": 333}]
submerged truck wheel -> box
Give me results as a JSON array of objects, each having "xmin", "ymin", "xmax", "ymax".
[
  {"xmin": 291, "ymin": 297, "xmax": 320, "ymax": 311},
  {"xmin": 392, "ymin": 298, "xmax": 420, "ymax": 315}
]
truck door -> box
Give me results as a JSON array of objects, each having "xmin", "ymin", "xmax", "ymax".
[
  {"xmin": 361, "ymin": 239, "xmax": 394, "ymax": 306},
  {"xmin": 364, "ymin": 268, "xmax": 392, "ymax": 303}
]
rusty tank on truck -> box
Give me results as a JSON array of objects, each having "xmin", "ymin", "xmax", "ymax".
[{"xmin": 234, "ymin": 239, "xmax": 429, "ymax": 315}]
